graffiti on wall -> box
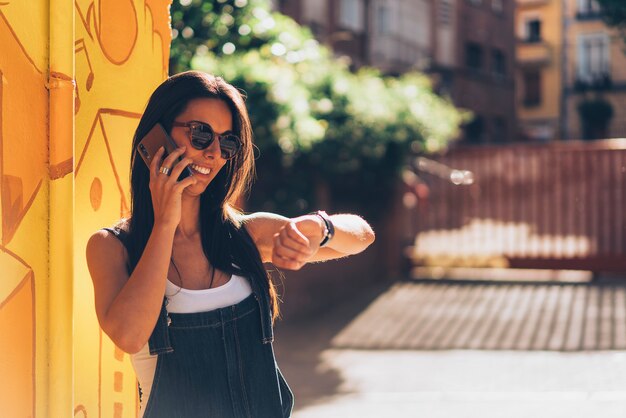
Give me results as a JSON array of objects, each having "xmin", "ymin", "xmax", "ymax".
[
  {"xmin": 0, "ymin": 2, "xmax": 49, "ymax": 416},
  {"xmin": 74, "ymin": 0, "xmax": 171, "ymax": 416},
  {"xmin": 0, "ymin": 0, "xmax": 170, "ymax": 416}
]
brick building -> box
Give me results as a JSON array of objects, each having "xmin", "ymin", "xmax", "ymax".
[
  {"xmin": 431, "ymin": 0, "xmax": 516, "ymax": 143},
  {"xmin": 273, "ymin": 0, "xmax": 516, "ymax": 144}
]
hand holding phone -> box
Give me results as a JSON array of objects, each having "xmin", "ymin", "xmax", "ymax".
[
  {"xmin": 137, "ymin": 124, "xmax": 198, "ymax": 230},
  {"xmin": 136, "ymin": 123, "xmax": 193, "ymax": 181}
]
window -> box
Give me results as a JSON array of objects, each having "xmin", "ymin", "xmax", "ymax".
[
  {"xmin": 468, "ymin": 0, "xmax": 482, "ymax": 5},
  {"xmin": 465, "ymin": 115, "xmax": 485, "ymax": 143},
  {"xmin": 492, "ymin": 0, "xmax": 503, "ymax": 13},
  {"xmin": 466, "ymin": 43, "xmax": 483, "ymax": 71},
  {"xmin": 523, "ymin": 70, "xmax": 541, "ymax": 107},
  {"xmin": 577, "ymin": 33, "xmax": 610, "ymax": 83},
  {"xmin": 377, "ymin": 4, "xmax": 391, "ymax": 35},
  {"xmin": 309, "ymin": 22, "xmax": 323, "ymax": 37},
  {"xmin": 492, "ymin": 49, "xmax": 506, "ymax": 77},
  {"xmin": 303, "ymin": 1, "xmax": 327, "ymax": 25},
  {"xmin": 438, "ymin": 0, "xmax": 452, "ymax": 25},
  {"xmin": 525, "ymin": 19, "xmax": 541, "ymax": 42},
  {"xmin": 493, "ymin": 117, "xmax": 507, "ymax": 142},
  {"xmin": 577, "ymin": 0, "xmax": 601, "ymax": 15},
  {"xmin": 339, "ymin": 0, "xmax": 364, "ymax": 32}
]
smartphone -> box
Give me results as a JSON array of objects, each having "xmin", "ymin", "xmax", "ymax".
[{"xmin": 136, "ymin": 123, "xmax": 193, "ymax": 181}]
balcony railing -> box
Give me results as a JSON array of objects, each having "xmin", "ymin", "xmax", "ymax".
[
  {"xmin": 574, "ymin": 72, "xmax": 612, "ymax": 92},
  {"xmin": 370, "ymin": 34, "xmax": 429, "ymax": 73},
  {"xmin": 516, "ymin": 0, "xmax": 550, "ymax": 6},
  {"xmin": 523, "ymin": 97, "xmax": 541, "ymax": 108},
  {"xmin": 516, "ymin": 40, "xmax": 552, "ymax": 66},
  {"xmin": 576, "ymin": 10, "xmax": 603, "ymax": 20}
]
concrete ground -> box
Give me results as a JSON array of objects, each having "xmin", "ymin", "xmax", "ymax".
[{"xmin": 274, "ymin": 280, "xmax": 626, "ymax": 418}]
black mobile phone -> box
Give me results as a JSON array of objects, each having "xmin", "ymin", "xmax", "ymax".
[{"xmin": 136, "ymin": 123, "xmax": 193, "ymax": 181}]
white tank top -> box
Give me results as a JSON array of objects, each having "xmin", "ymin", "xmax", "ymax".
[{"xmin": 131, "ymin": 274, "xmax": 253, "ymax": 416}]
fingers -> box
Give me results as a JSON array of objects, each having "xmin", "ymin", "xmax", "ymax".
[
  {"xmin": 170, "ymin": 156, "xmax": 193, "ymax": 180},
  {"xmin": 273, "ymin": 226, "xmax": 309, "ymax": 253},
  {"xmin": 150, "ymin": 146, "xmax": 165, "ymax": 178},
  {"xmin": 173, "ymin": 174, "xmax": 198, "ymax": 191},
  {"xmin": 271, "ymin": 223, "xmax": 315, "ymax": 270},
  {"xmin": 150, "ymin": 147, "xmax": 196, "ymax": 199},
  {"xmin": 160, "ymin": 146, "xmax": 186, "ymax": 172},
  {"xmin": 272, "ymin": 255, "xmax": 305, "ymax": 271},
  {"xmin": 284, "ymin": 222, "xmax": 310, "ymax": 249}
]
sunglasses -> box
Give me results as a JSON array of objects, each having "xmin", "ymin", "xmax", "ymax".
[{"xmin": 171, "ymin": 120, "xmax": 242, "ymax": 160}]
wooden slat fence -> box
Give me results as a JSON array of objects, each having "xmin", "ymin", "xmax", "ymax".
[{"xmin": 408, "ymin": 139, "xmax": 626, "ymax": 272}]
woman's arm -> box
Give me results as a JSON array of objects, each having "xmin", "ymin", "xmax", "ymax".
[
  {"xmin": 86, "ymin": 147, "xmax": 197, "ymax": 354},
  {"xmin": 86, "ymin": 224, "xmax": 176, "ymax": 354},
  {"xmin": 243, "ymin": 211, "xmax": 375, "ymax": 270}
]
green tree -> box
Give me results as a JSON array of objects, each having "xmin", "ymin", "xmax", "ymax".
[
  {"xmin": 170, "ymin": 0, "xmax": 277, "ymax": 74},
  {"xmin": 170, "ymin": 0, "xmax": 465, "ymax": 220}
]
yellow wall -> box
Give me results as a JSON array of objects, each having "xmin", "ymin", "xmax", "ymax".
[
  {"xmin": 1, "ymin": 1, "xmax": 52, "ymax": 416},
  {"xmin": 0, "ymin": 0, "xmax": 171, "ymax": 416},
  {"xmin": 515, "ymin": 0, "xmax": 562, "ymax": 140}
]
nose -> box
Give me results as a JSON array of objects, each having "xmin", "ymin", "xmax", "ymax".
[{"xmin": 202, "ymin": 136, "xmax": 221, "ymax": 160}]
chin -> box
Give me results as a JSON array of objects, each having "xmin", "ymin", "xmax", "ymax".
[{"xmin": 184, "ymin": 181, "xmax": 209, "ymax": 197}]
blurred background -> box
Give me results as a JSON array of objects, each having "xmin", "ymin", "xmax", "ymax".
[
  {"xmin": 165, "ymin": 0, "xmax": 626, "ymax": 416},
  {"xmin": 5, "ymin": 0, "xmax": 626, "ymax": 416}
]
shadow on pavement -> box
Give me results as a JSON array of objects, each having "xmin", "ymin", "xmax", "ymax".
[{"xmin": 273, "ymin": 280, "xmax": 396, "ymax": 411}]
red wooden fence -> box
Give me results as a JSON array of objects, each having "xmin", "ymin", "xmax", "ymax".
[{"xmin": 407, "ymin": 139, "xmax": 626, "ymax": 272}]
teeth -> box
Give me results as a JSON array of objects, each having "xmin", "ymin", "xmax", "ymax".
[{"xmin": 191, "ymin": 164, "xmax": 211, "ymax": 175}]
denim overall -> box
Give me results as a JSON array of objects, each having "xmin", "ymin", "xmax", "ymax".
[{"xmin": 104, "ymin": 227, "xmax": 294, "ymax": 418}]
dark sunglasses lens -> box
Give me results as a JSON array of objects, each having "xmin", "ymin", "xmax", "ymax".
[
  {"xmin": 190, "ymin": 124, "xmax": 213, "ymax": 149},
  {"xmin": 220, "ymin": 135, "xmax": 241, "ymax": 159}
]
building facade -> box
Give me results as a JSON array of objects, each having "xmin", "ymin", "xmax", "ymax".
[
  {"xmin": 368, "ymin": 0, "xmax": 432, "ymax": 75},
  {"xmin": 275, "ymin": 0, "xmax": 516, "ymax": 144},
  {"xmin": 562, "ymin": 0, "xmax": 626, "ymax": 140},
  {"xmin": 515, "ymin": 0, "xmax": 563, "ymax": 141},
  {"xmin": 272, "ymin": 0, "xmax": 431, "ymax": 74},
  {"xmin": 431, "ymin": 0, "xmax": 516, "ymax": 143}
]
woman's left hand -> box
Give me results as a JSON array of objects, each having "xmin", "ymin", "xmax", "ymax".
[{"xmin": 271, "ymin": 216, "xmax": 324, "ymax": 270}]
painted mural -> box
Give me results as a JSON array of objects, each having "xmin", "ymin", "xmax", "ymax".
[
  {"xmin": 0, "ymin": 1, "xmax": 51, "ymax": 416},
  {"xmin": 74, "ymin": 0, "xmax": 171, "ymax": 416},
  {"xmin": 0, "ymin": 0, "xmax": 171, "ymax": 416}
]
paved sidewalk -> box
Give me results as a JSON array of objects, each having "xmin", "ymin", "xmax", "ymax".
[{"xmin": 274, "ymin": 280, "xmax": 626, "ymax": 418}]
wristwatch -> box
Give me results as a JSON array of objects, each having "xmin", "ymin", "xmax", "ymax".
[{"xmin": 311, "ymin": 210, "xmax": 335, "ymax": 247}]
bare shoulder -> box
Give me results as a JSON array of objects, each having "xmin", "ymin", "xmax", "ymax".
[
  {"xmin": 86, "ymin": 219, "xmax": 129, "ymax": 263},
  {"xmin": 86, "ymin": 229, "xmax": 130, "ymax": 280},
  {"xmin": 86, "ymin": 228, "xmax": 128, "ymax": 265},
  {"xmin": 86, "ymin": 228, "xmax": 131, "ymax": 322}
]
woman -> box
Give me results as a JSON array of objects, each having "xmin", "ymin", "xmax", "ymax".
[{"xmin": 86, "ymin": 71, "xmax": 375, "ymax": 417}]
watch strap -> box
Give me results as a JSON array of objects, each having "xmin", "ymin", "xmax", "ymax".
[{"xmin": 311, "ymin": 210, "xmax": 334, "ymax": 247}]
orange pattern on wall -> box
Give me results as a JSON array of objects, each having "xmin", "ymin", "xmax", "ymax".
[
  {"xmin": 74, "ymin": 0, "xmax": 171, "ymax": 416},
  {"xmin": 0, "ymin": 2, "xmax": 48, "ymax": 416},
  {"xmin": 0, "ymin": 0, "xmax": 171, "ymax": 416}
]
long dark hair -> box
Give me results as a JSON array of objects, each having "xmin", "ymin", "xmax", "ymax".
[{"xmin": 120, "ymin": 71, "xmax": 279, "ymax": 320}]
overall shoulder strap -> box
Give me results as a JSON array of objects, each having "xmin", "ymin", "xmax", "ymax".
[
  {"xmin": 102, "ymin": 226, "xmax": 130, "ymax": 249},
  {"xmin": 101, "ymin": 227, "xmax": 132, "ymax": 273}
]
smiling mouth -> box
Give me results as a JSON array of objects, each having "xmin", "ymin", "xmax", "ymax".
[{"xmin": 190, "ymin": 164, "xmax": 212, "ymax": 175}]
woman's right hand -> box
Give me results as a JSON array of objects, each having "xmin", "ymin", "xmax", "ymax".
[{"xmin": 149, "ymin": 146, "xmax": 197, "ymax": 229}]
